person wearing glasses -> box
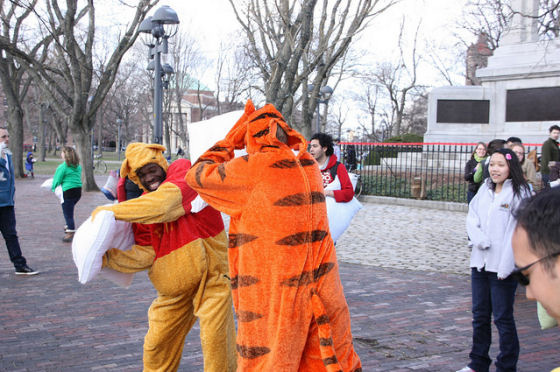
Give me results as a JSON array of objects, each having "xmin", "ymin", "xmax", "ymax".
[
  {"xmin": 512, "ymin": 187, "xmax": 560, "ymax": 324},
  {"xmin": 457, "ymin": 148, "xmax": 531, "ymax": 372},
  {"xmin": 0, "ymin": 127, "xmax": 39, "ymax": 275}
]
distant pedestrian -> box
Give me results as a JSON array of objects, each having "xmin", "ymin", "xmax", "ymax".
[
  {"xmin": 25, "ymin": 151, "xmax": 36, "ymax": 178},
  {"xmin": 458, "ymin": 148, "xmax": 531, "ymax": 372},
  {"xmin": 506, "ymin": 136, "xmax": 522, "ymax": 149},
  {"xmin": 344, "ymin": 143, "xmax": 357, "ymax": 171},
  {"xmin": 540, "ymin": 124, "xmax": 560, "ymax": 189},
  {"xmin": 464, "ymin": 142, "xmax": 487, "ymax": 204},
  {"xmin": 333, "ymin": 138, "xmax": 341, "ymax": 160},
  {"xmin": 52, "ymin": 146, "xmax": 82, "ymax": 243},
  {"xmin": 0, "ymin": 127, "xmax": 39, "ymax": 276},
  {"xmin": 473, "ymin": 139, "xmax": 506, "ymax": 184},
  {"xmin": 511, "ymin": 142, "xmax": 540, "ymax": 192}
]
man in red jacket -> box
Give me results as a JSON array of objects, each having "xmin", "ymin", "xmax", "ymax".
[{"xmin": 309, "ymin": 132, "xmax": 354, "ymax": 202}]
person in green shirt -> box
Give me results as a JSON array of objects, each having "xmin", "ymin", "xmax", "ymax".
[{"xmin": 52, "ymin": 146, "xmax": 83, "ymax": 242}]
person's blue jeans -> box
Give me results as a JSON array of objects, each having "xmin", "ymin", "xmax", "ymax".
[
  {"xmin": 61, "ymin": 193, "xmax": 81, "ymax": 231},
  {"xmin": 0, "ymin": 206, "xmax": 27, "ymax": 269},
  {"xmin": 469, "ymin": 268, "xmax": 519, "ymax": 372}
]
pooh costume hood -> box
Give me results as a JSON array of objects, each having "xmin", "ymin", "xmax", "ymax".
[
  {"xmin": 93, "ymin": 144, "xmax": 236, "ymax": 372},
  {"xmin": 120, "ymin": 143, "xmax": 168, "ymax": 192},
  {"xmin": 187, "ymin": 101, "xmax": 362, "ymax": 371}
]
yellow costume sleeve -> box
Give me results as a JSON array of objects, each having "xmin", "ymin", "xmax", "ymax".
[
  {"xmin": 94, "ymin": 183, "xmax": 185, "ymax": 224},
  {"xmin": 102, "ymin": 244, "xmax": 155, "ymax": 273}
]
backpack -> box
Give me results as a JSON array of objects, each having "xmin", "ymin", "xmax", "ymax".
[
  {"xmin": 329, "ymin": 161, "xmax": 340, "ymax": 181},
  {"xmin": 328, "ymin": 161, "xmax": 359, "ymax": 193}
]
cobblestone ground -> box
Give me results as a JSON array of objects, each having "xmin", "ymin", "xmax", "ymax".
[
  {"xmin": 0, "ymin": 176, "xmax": 558, "ymax": 371},
  {"xmin": 337, "ymin": 203, "xmax": 470, "ymax": 274}
]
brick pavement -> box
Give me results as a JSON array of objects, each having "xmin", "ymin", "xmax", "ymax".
[{"xmin": 0, "ymin": 175, "xmax": 559, "ymax": 371}]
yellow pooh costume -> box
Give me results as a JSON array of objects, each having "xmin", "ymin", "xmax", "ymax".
[{"xmin": 94, "ymin": 143, "xmax": 236, "ymax": 372}]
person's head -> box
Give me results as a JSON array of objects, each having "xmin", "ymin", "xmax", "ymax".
[
  {"xmin": 62, "ymin": 146, "xmax": 80, "ymax": 167},
  {"xmin": 488, "ymin": 148, "xmax": 528, "ymax": 196},
  {"xmin": 510, "ymin": 142, "xmax": 525, "ymax": 164},
  {"xmin": 486, "ymin": 139, "xmax": 507, "ymax": 155},
  {"xmin": 549, "ymin": 125, "xmax": 560, "ymax": 141},
  {"xmin": 0, "ymin": 127, "xmax": 9, "ymax": 146},
  {"xmin": 512, "ymin": 188, "xmax": 560, "ymax": 322},
  {"xmin": 472, "ymin": 141, "xmax": 487, "ymax": 159},
  {"xmin": 309, "ymin": 132, "xmax": 334, "ymax": 162},
  {"xmin": 120, "ymin": 143, "xmax": 168, "ymax": 192},
  {"xmin": 506, "ymin": 136, "xmax": 522, "ymax": 148}
]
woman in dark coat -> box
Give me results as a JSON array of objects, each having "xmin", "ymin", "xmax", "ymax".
[{"xmin": 464, "ymin": 142, "xmax": 487, "ymax": 204}]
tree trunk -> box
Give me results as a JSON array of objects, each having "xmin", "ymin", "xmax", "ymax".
[
  {"xmin": 73, "ymin": 120, "xmax": 98, "ymax": 192},
  {"xmin": 7, "ymin": 106, "xmax": 25, "ymax": 178},
  {"xmin": 39, "ymin": 104, "xmax": 47, "ymax": 161}
]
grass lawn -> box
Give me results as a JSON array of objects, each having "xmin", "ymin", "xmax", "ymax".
[{"xmin": 26, "ymin": 151, "xmax": 183, "ymax": 175}]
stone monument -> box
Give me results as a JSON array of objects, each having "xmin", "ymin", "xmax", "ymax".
[{"xmin": 424, "ymin": 0, "xmax": 560, "ymax": 144}]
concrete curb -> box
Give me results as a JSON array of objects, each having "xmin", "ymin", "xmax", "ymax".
[{"xmin": 359, "ymin": 194, "xmax": 468, "ymax": 212}]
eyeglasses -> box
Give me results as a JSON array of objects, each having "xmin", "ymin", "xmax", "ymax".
[{"xmin": 511, "ymin": 251, "xmax": 560, "ymax": 286}]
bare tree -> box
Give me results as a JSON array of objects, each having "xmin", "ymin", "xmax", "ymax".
[
  {"xmin": 215, "ymin": 42, "xmax": 254, "ymax": 114},
  {"xmin": 0, "ymin": 0, "xmax": 158, "ymax": 190},
  {"xmin": 538, "ymin": 0, "xmax": 560, "ymax": 37},
  {"xmin": 374, "ymin": 20, "xmax": 424, "ymax": 137},
  {"xmin": 229, "ymin": 0, "xmax": 398, "ymax": 137},
  {"xmin": 458, "ymin": 0, "xmax": 512, "ymax": 50},
  {"xmin": 0, "ymin": 0, "xmax": 52, "ymax": 176}
]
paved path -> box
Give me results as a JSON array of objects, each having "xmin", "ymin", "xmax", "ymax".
[{"xmin": 0, "ymin": 175, "xmax": 559, "ymax": 371}]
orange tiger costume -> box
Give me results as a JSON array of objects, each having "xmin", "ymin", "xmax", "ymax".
[{"xmin": 186, "ymin": 101, "xmax": 362, "ymax": 371}]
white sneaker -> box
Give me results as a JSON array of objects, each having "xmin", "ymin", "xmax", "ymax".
[{"xmin": 456, "ymin": 367, "xmax": 475, "ymax": 372}]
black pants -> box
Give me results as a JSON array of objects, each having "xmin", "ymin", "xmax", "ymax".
[
  {"xmin": 0, "ymin": 205, "xmax": 26, "ymax": 269},
  {"xmin": 62, "ymin": 187, "xmax": 82, "ymax": 231}
]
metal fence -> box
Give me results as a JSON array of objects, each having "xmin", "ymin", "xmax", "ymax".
[{"xmin": 339, "ymin": 142, "xmax": 542, "ymax": 203}]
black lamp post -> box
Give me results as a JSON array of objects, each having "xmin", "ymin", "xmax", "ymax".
[
  {"xmin": 308, "ymin": 84, "xmax": 334, "ymax": 134},
  {"xmin": 139, "ymin": 6, "xmax": 179, "ymax": 144}
]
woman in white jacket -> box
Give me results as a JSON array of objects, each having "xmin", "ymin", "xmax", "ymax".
[{"xmin": 458, "ymin": 148, "xmax": 531, "ymax": 372}]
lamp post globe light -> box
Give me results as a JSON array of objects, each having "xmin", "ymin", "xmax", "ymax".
[
  {"xmin": 139, "ymin": 5, "xmax": 179, "ymax": 145},
  {"xmin": 308, "ymin": 84, "xmax": 334, "ymax": 134}
]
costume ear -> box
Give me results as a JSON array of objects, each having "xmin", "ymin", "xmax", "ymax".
[
  {"xmin": 146, "ymin": 144, "xmax": 166, "ymax": 153},
  {"xmin": 120, "ymin": 158, "xmax": 131, "ymax": 179},
  {"xmin": 245, "ymin": 99, "xmax": 256, "ymax": 115}
]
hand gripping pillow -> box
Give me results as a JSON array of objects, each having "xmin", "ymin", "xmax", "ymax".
[
  {"xmin": 72, "ymin": 209, "xmax": 135, "ymax": 287},
  {"xmin": 325, "ymin": 177, "xmax": 363, "ymax": 242}
]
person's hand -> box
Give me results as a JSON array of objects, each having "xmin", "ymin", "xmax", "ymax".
[
  {"xmin": 91, "ymin": 205, "xmax": 113, "ymax": 222},
  {"xmin": 225, "ymin": 120, "xmax": 247, "ymax": 150},
  {"xmin": 325, "ymin": 189, "xmax": 335, "ymax": 198}
]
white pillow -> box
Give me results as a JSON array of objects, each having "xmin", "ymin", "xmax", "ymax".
[
  {"xmin": 40, "ymin": 178, "xmax": 64, "ymax": 203},
  {"xmin": 324, "ymin": 174, "xmax": 362, "ymax": 242},
  {"xmin": 72, "ymin": 209, "xmax": 135, "ymax": 287},
  {"xmin": 326, "ymin": 196, "xmax": 362, "ymax": 243}
]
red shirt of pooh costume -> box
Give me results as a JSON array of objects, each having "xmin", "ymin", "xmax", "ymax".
[
  {"xmin": 186, "ymin": 101, "xmax": 362, "ymax": 371},
  {"xmin": 92, "ymin": 143, "xmax": 236, "ymax": 372}
]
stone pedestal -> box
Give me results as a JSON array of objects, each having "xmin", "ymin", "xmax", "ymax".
[{"xmin": 425, "ymin": 0, "xmax": 560, "ymax": 144}]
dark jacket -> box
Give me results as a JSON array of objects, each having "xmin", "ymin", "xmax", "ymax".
[
  {"xmin": 541, "ymin": 137, "xmax": 560, "ymax": 175},
  {"xmin": 464, "ymin": 156, "xmax": 484, "ymax": 193}
]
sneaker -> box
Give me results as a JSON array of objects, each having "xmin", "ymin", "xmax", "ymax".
[
  {"xmin": 15, "ymin": 265, "xmax": 39, "ymax": 276},
  {"xmin": 456, "ymin": 367, "xmax": 475, "ymax": 372}
]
